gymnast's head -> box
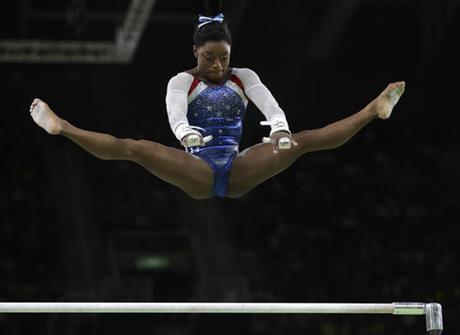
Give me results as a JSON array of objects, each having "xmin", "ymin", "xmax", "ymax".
[{"xmin": 193, "ymin": 14, "xmax": 232, "ymax": 82}]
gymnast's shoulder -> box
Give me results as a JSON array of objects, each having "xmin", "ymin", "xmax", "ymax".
[
  {"xmin": 230, "ymin": 67, "xmax": 261, "ymax": 85},
  {"xmin": 167, "ymin": 71, "xmax": 194, "ymax": 90}
]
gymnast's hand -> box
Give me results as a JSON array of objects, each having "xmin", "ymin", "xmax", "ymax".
[
  {"xmin": 267, "ymin": 131, "xmax": 298, "ymax": 154},
  {"xmin": 181, "ymin": 133, "xmax": 214, "ymax": 148},
  {"xmin": 181, "ymin": 133, "xmax": 204, "ymax": 147}
]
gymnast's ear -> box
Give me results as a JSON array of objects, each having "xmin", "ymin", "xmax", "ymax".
[{"xmin": 193, "ymin": 45, "xmax": 198, "ymax": 58}]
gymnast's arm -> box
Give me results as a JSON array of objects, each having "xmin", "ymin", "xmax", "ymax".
[
  {"xmin": 165, "ymin": 72, "xmax": 203, "ymax": 146},
  {"xmin": 232, "ymin": 68, "xmax": 293, "ymax": 137}
]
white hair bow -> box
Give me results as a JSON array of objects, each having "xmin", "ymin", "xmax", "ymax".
[{"xmin": 198, "ymin": 13, "xmax": 224, "ymax": 28}]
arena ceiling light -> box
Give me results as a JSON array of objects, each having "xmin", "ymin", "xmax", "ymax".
[{"xmin": 0, "ymin": 0, "xmax": 156, "ymax": 64}]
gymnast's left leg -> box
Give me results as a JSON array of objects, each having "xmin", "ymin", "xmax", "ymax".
[{"xmin": 227, "ymin": 81, "xmax": 405, "ymax": 198}]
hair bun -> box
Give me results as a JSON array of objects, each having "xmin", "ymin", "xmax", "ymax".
[{"xmin": 193, "ymin": 13, "xmax": 231, "ymax": 47}]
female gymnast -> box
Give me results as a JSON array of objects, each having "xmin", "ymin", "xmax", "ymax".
[{"xmin": 29, "ymin": 14, "xmax": 405, "ymax": 200}]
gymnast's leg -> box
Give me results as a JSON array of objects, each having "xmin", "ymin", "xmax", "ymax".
[
  {"xmin": 227, "ymin": 81, "xmax": 405, "ymax": 198},
  {"xmin": 30, "ymin": 99, "xmax": 213, "ymax": 199}
]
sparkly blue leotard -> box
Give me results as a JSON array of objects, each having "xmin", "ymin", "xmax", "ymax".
[{"xmin": 186, "ymin": 74, "xmax": 248, "ymax": 198}]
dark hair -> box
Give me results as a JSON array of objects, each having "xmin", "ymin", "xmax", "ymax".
[{"xmin": 193, "ymin": 21, "xmax": 232, "ymax": 47}]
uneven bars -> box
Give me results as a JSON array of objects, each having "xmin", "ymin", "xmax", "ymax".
[{"xmin": 0, "ymin": 302, "xmax": 443, "ymax": 334}]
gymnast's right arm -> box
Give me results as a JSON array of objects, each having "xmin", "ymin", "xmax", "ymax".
[{"xmin": 166, "ymin": 73, "xmax": 202, "ymax": 146}]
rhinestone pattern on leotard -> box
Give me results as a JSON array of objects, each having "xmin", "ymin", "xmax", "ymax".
[{"xmin": 187, "ymin": 82, "xmax": 247, "ymax": 152}]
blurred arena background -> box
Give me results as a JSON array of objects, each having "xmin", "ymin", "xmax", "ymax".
[{"xmin": 0, "ymin": 0, "xmax": 459, "ymax": 334}]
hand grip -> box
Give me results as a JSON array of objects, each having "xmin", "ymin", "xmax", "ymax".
[
  {"xmin": 278, "ymin": 137, "xmax": 291, "ymax": 149},
  {"xmin": 185, "ymin": 134, "xmax": 201, "ymax": 147},
  {"xmin": 203, "ymin": 135, "xmax": 213, "ymax": 143},
  {"xmin": 262, "ymin": 136, "xmax": 291, "ymax": 149},
  {"xmin": 185, "ymin": 134, "xmax": 214, "ymax": 147}
]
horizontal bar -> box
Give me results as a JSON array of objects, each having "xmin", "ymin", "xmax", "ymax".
[{"xmin": 0, "ymin": 302, "xmax": 426, "ymax": 314}]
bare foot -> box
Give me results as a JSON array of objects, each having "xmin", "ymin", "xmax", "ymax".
[
  {"xmin": 372, "ymin": 81, "xmax": 406, "ymax": 119},
  {"xmin": 29, "ymin": 98, "xmax": 63, "ymax": 135}
]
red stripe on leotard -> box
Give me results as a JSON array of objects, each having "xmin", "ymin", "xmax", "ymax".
[
  {"xmin": 230, "ymin": 74, "xmax": 245, "ymax": 94},
  {"xmin": 188, "ymin": 78, "xmax": 201, "ymax": 96},
  {"xmin": 188, "ymin": 75, "xmax": 247, "ymax": 99}
]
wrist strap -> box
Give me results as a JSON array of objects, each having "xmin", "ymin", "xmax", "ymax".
[{"xmin": 260, "ymin": 115, "xmax": 291, "ymax": 136}]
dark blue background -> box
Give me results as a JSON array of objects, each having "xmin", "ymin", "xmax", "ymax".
[{"xmin": 1, "ymin": 0, "xmax": 458, "ymax": 334}]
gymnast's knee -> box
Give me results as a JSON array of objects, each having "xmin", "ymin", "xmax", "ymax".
[
  {"xmin": 182, "ymin": 180, "xmax": 214, "ymax": 200},
  {"xmin": 125, "ymin": 139, "xmax": 159, "ymax": 161}
]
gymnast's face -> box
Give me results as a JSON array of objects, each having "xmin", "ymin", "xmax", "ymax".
[{"xmin": 194, "ymin": 40, "xmax": 231, "ymax": 83}]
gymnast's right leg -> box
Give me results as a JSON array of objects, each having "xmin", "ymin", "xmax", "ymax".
[{"xmin": 29, "ymin": 98, "xmax": 213, "ymax": 199}]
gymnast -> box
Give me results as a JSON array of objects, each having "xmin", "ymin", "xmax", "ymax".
[{"xmin": 30, "ymin": 14, "xmax": 405, "ymax": 200}]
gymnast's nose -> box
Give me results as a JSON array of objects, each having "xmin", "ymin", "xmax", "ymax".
[{"xmin": 212, "ymin": 60, "xmax": 223, "ymax": 71}]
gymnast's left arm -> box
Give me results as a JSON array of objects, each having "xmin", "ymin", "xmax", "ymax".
[{"xmin": 232, "ymin": 68, "xmax": 298, "ymax": 153}]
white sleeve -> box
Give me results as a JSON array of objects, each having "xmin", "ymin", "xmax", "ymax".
[
  {"xmin": 233, "ymin": 67, "xmax": 290, "ymax": 135},
  {"xmin": 165, "ymin": 72, "xmax": 201, "ymax": 142}
]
